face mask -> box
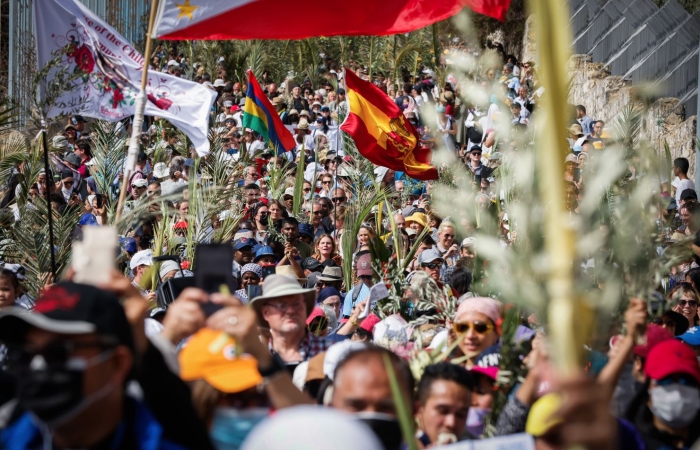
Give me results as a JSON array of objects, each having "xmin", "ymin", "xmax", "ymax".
[
  {"xmin": 61, "ymin": 185, "xmax": 73, "ymax": 197},
  {"xmin": 258, "ymin": 214, "xmax": 269, "ymax": 225},
  {"xmin": 210, "ymin": 407, "xmax": 269, "ymax": 450},
  {"xmin": 466, "ymin": 407, "xmax": 490, "ymax": 437},
  {"xmin": 649, "ymin": 384, "xmax": 700, "ymax": 428},
  {"xmin": 573, "ymin": 145, "xmax": 582, "ymax": 152},
  {"xmin": 357, "ymin": 412, "xmax": 403, "ymax": 450},
  {"xmin": 17, "ymin": 350, "xmax": 115, "ymax": 428}
]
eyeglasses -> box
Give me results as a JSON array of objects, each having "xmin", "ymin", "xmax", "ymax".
[
  {"xmin": 443, "ymin": 234, "xmax": 455, "ymax": 238},
  {"xmin": 679, "ymin": 300, "xmax": 698, "ymax": 307},
  {"xmin": 313, "ymin": 211, "xmax": 323, "ymax": 215},
  {"xmin": 303, "ymin": 188, "xmax": 311, "ymax": 192},
  {"xmin": 652, "ymin": 318, "xmax": 676, "ymax": 328},
  {"xmin": 265, "ymin": 300, "xmax": 305, "ymax": 312},
  {"xmin": 656, "ymin": 376, "xmax": 698, "ymax": 387},
  {"xmin": 422, "ymin": 262, "xmax": 441, "ymax": 269},
  {"xmin": 452, "ymin": 320, "xmax": 493, "ymax": 335},
  {"xmin": 322, "ymin": 180, "xmax": 332, "ymax": 184},
  {"xmin": 332, "ymin": 197, "xmax": 347, "ymax": 203},
  {"xmin": 62, "ymin": 181, "xmax": 73, "ymax": 186}
]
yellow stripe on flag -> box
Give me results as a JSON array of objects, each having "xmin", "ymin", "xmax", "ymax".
[
  {"xmin": 244, "ymin": 100, "xmax": 270, "ymax": 130},
  {"xmin": 347, "ymin": 89, "xmax": 391, "ymax": 150}
]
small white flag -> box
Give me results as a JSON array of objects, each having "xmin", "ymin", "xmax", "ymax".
[{"xmin": 34, "ymin": 0, "xmax": 216, "ymax": 156}]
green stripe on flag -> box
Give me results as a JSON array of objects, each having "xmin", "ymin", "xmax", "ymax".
[{"xmin": 242, "ymin": 114, "xmax": 270, "ymax": 142}]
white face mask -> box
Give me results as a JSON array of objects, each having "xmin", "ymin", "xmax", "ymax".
[{"xmin": 649, "ymin": 384, "xmax": 700, "ymax": 428}]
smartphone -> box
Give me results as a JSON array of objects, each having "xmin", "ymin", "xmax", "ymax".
[
  {"xmin": 260, "ymin": 264, "xmax": 276, "ymax": 279},
  {"xmin": 573, "ymin": 168, "xmax": 581, "ymax": 183},
  {"xmin": 194, "ymin": 244, "xmax": 235, "ymax": 316},
  {"xmin": 247, "ymin": 284, "xmax": 262, "ymax": 300},
  {"xmin": 72, "ymin": 226, "xmax": 117, "ymax": 286}
]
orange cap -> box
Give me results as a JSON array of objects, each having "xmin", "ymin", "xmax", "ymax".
[{"xmin": 179, "ymin": 328, "xmax": 262, "ymax": 393}]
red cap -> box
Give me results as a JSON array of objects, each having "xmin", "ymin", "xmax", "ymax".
[
  {"xmin": 173, "ymin": 221, "xmax": 188, "ymax": 230},
  {"xmin": 230, "ymin": 105, "xmax": 240, "ymax": 112},
  {"xmin": 306, "ymin": 306, "xmax": 326, "ymax": 325},
  {"xmin": 633, "ymin": 324, "xmax": 674, "ymax": 358},
  {"xmin": 471, "ymin": 366, "xmax": 499, "ymax": 381},
  {"xmin": 360, "ymin": 314, "xmax": 381, "ymax": 334},
  {"xmin": 645, "ymin": 340, "xmax": 700, "ymax": 384}
]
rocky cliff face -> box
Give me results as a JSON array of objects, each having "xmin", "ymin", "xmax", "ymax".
[
  {"xmin": 522, "ymin": 17, "xmax": 697, "ymax": 177},
  {"xmin": 568, "ymin": 55, "xmax": 697, "ymax": 177}
]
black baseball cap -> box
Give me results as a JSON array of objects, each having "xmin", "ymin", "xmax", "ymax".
[
  {"xmin": 680, "ymin": 188, "xmax": 697, "ymax": 201},
  {"xmin": 71, "ymin": 115, "xmax": 86, "ymax": 124},
  {"xmin": 302, "ymin": 257, "xmax": 322, "ymax": 271},
  {"xmin": 0, "ymin": 282, "xmax": 134, "ymax": 352}
]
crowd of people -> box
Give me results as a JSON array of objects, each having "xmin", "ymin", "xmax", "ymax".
[{"xmin": 2, "ymin": 39, "xmax": 700, "ymax": 450}]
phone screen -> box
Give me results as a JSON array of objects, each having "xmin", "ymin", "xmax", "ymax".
[
  {"xmin": 247, "ymin": 284, "xmax": 262, "ymax": 300},
  {"xmin": 260, "ymin": 264, "xmax": 276, "ymax": 279},
  {"xmin": 194, "ymin": 244, "xmax": 235, "ymax": 294},
  {"xmin": 573, "ymin": 168, "xmax": 581, "ymax": 183}
]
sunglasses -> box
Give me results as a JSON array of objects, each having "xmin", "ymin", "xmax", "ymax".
[
  {"xmin": 678, "ymin": 300, "xmax": 698, "ymax": 307},
  {"xmin": 322, "ymin": 180, "xmax": 332, "ymax": 184},
  {"xmin": 452, "ymin": 320, "xmax": 493, "ymax": 335},
  {"xmin": 332, "ymin": 197, "xmax": 347, "ymax": 203},
  {"xmin": 132, "ymin": 185, "xmax": 146, "ymax": 189},
  {"xmin": 313, "ymin": 211, "xmax": 323, "ymax": 215},
  {"xmin": 652, "ymin": 318, "xmax": 676, "ymax": 328},
  {"xmin": 303, "ymin": 188, "xmax": 311, "ymax": 192},
  {"xmin": 443, "ymin": 234, "xmax": 455, "ymax": 238},
  {"xmin": 422, "ymin": 262, "xmax": 441, "ymax": 269}
]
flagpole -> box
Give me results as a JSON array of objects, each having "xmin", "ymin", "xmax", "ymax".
[
  {"xmin": 115, "ymin": 0, "xmax": 160, "ymax": 222},
  {"xmin": 40, "ymin": 119, "xmax": 57, "ymax": 282}
]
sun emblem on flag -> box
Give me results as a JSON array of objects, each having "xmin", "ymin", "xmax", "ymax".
[{"xmin": 175, "ymin": 0, "xmax": 199, "ymax": 20}]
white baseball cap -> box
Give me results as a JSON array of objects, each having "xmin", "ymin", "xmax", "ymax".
[
  {"xmin": 130, "ymin": 249, "xmax": 154, "ymax": 271},
  {"xmin": 213, "ymin": 79, "xmax": 226, "ymax": 88},
  {"xmin": 153, "ymin": 162, "xmax": 169, "ymax": 179},
  {"xmin": 167, "ymin": 60, "xmax": 179, "ymax": 67}
]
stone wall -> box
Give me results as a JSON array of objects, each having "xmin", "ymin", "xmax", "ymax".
[
  {"xmin": 568, "ymin": 55, "xmax": 697, "ymax": 176},
  {"xmin": 521, "ymin": 16, "xmax": 697, "ymax": 177}
]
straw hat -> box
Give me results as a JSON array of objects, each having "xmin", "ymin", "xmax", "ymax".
[
  {"xmin": 275, "ymin": 265, "xmax": 308, "ymax": 283},
  {"xmin": 567, "ymin": 124, "xmax": 583, "ymax": 137},
  {"xmin": 250, "ymin": 274, "xmax": 316, "ymax": 328}
]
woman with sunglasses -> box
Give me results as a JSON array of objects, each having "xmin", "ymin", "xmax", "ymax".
[
  {"xmin": 451, "ymin": 296, "xmax": 502, "ymax": 368},
  {"xmin": 669, "ymin": 282, "xmax": 700, "ymax": 327}
]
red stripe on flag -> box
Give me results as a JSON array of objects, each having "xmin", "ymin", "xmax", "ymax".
[
  {"xmin": 343, "ymin": 112, "xmax": 438, "ymax": 181},
  {"xmin": 159, "ymin": 0, "xmax": 509, "ymax": 41}
]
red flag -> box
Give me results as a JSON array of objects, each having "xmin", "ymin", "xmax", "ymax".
[
  {"xmin": 154, "ymin": 0, "xmax": 510, "ymax": 40},
  {"xmin": 341, "ymin": 69, "xmax": 438, "ymax": 181}
]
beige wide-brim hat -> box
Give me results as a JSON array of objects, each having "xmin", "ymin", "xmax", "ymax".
[
  {"xmin": 275, "ymin": 265, "xmax": 308, "ymax": 283},
  {"xmin": 250, "ymin": 274, "xmax": 316, "ymax": 328}
]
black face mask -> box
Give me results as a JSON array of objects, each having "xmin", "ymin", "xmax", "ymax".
[
  {"xmin": 258, "ymin": 214, "xmax": 269, "ymax": 225},
  {"xmin": 17, "ymin": 359, "xmax": 85, "ymax": 426},
  {"xmin": 16, "ymin": 351, "xmax": 114, "ymax": 428},
  {"xmin": 357, "ymin": 412, "xmax": 403, "ymax": 450}
]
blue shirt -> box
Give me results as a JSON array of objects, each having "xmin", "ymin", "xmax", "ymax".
[{"xmin": 342, "ymin": 282, "xmax": 370, "ymax": 317}]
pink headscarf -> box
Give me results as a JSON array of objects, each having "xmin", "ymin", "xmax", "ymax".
[{"xmin": 455, "ymin": 296, "xmax": 503, "ymax": 325}]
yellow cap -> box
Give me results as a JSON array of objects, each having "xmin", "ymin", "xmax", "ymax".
[
  {"xmin": 525, "ymin": 393, "xmax": 563, "ymax": 437},
  {"xmin": 179, "ymin": 328, "xmax": 262, "ymax": 393}
]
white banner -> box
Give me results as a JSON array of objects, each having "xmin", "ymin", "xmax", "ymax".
[{"xmin": 34, "ymin": 0, "xmax": 216, "ymax": 156}]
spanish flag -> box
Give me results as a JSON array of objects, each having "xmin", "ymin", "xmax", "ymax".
[
  {"xmin": 340, "ymin": 69, "xmax": 438, "ymax": 181},
  {"xmin": 243, "ymin": 70, "xmax": 295, "ymax": 154}
]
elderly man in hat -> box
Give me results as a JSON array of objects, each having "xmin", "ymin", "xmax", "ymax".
[{"xmin": 250, "ymin": 275, "xmax": 364, "ymax": 363}]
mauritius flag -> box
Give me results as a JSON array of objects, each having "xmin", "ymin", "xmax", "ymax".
[{"xmin": 243, "ymin": 71, "xmax": 295, "ymax": 154}]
